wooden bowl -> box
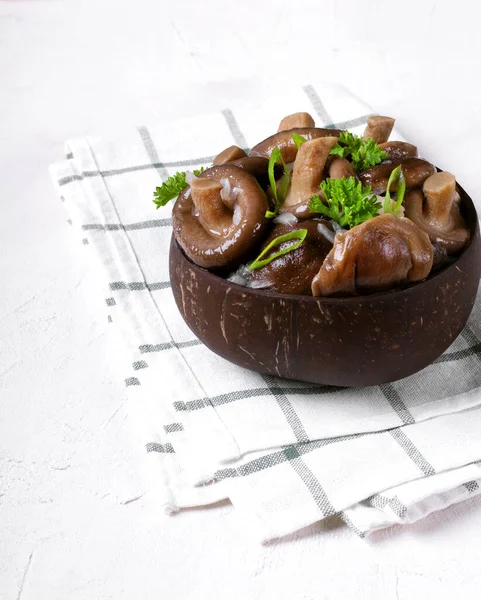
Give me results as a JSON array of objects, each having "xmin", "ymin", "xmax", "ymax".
[{"xmin": 169, "ymin": 183, "xmax": 481, "ymax": 387}]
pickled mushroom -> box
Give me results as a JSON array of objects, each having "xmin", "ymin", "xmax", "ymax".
[
  {"xmin": 328, "ymin": 157, "xmax": 356, "ymax": 180},
  {"xmin": 311, "ymin": 214, "xmax": 433, "ymax": 296},
  {"xmin": 249, "ymin": 127, "xmax": 342, "ymax": 164},
  {"xmin": 378, "ymin": 141, "xmax": 418, "ymax": 161},
  {"xmin": 172, "ymin": 165, "xmax": 269, "ymax": 269},
  {"xmin": 362, "ymin": 116, "xmax": 395, "ymax": 144},
  {"xmin": 250, "ymin": 219, "xmax": 335, "ymax": 295},
  {"xmin": 359, "ymin": 158, "xmax": 436, "ymax": 194},
  {"xmin": 284, "ymin": 136, "xmax": 339, "ymax": 208},
  {"xmin": 404, "ymin": 172, "xmax": 470, "ymax": 255},
  {"xmin": 277, "ymin": 112, "xmax": 315, "ymax": 132},
  {"xmin": 213, "ymin": 145, "xmax": 247, "ymax": 165}
]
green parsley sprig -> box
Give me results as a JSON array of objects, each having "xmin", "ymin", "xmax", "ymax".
[
  {"xmin": 309, "ymin": 177, "xmax": 381, "ymax": 229},
  {"xmin": 153, "ymin": 167, "xmax": 206, "ymax": 208},
  {"xmin": 248, "ymin": 229, "xmax": 308, "ymax": 270},
  {"xmin": 330, "ymin": 131, "xmax": 388, "ymax": 173}
]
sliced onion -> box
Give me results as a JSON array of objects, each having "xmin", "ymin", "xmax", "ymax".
[
  {"xmin": 377, "ymin": 195, "xmax": 405, "ymax": 218},
  {"xmin": 220, "ymin": 177, "xmax": 232, "ymax": 201},
  {"xmin": 317, "ymin": 223, "xmax": 335, "ymax": 244},
  {"xmin": 227, "ymin": 264, "xmax": 251, "ymax": 286},
  {"xmin": 274, "ymin": 212, "xmax": 298, "ymax": 226},
  {"xmin": 331, "ymin": 221, "xmax": 347, "ymax": 234},
  {"xmin": 185, "ymin": 171, "xmax": 197, "ymax": 185},
  {"xmin": 248, "ymin": 278, "xmax": 271, "ymax": 289},
  {"xmin": 232, "ymin": 203, "xmax": 242, "ymax": 225}
]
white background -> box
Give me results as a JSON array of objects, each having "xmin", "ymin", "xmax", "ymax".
[{"xmin": 2, "ymin": 0, "xmax": 481, "ymax": 598}]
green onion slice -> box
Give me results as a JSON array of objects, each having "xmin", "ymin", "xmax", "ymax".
[
  {"xmin": 384, "ymin": 165, "xmax": 406, "ymax": 215},
  {"xmin": 266, "ymin": 147, "xmax": 291, "ymax": 218},
  {"xmin": 248, "ymin": 229, "xmax": 308, "ymax": 271},
  {"xmin": 291, "ymin": 133, "xmax": 307, "ymax": 149}
]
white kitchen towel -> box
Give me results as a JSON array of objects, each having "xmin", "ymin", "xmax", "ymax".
[{"xmin": 50, "ymin": 82, "xmax": 481, "ymax": 539}]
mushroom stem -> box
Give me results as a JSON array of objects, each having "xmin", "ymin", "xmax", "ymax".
[
  {"xmin": 190, "ymin": 178, "xmax": 229, "ymax": 231},
  {"xmin": 278, "ymin": 112, "xmax": 315, "ymax": 132},
  {"xmin": 328, "ymin": 157, "xmax": 356, "ymax": 180},
  {"xmin": 362, "ymin": 116, "xmax": 395, "ymax": 143},
  {"xmin": 284, "ymin": 136, "xmax": 339, "ymax": 207},
  {"xmin": 423, "ymin": 172, "xmax": 456, "ymax": 228},
  {"xmin": 213, "ymin": 145, "xmax": 247, "ymax": 166}
]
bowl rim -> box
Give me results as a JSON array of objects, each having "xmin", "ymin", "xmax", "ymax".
[{"xmin": 171, "ymin": 179, "xmax": 479, "ymax": 305}]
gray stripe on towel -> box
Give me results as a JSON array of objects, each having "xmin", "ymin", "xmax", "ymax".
[
  {"xmin": 389, "ymin": 429, "xmax": 435, "ymax": 476},
  {"xmin": 222, "ymin": 109, "xmax": 248, "ymax": 150},
  {"xmin": 137, "ymin": 125, "xmax": 170, "ymax": 181},
  {"xmin": 380, "ymin": 384, "xmax": 416, "ymax": 425},
  {"xmin": 303, "ymin": 85, "xmax": 334, "ymax": 127}
]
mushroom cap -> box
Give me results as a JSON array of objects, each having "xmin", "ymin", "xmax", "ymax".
[
  {"xmin": 431, "ymin": 241, "xmax": 448, "ymax": 272},
  {"xmin": 378, "ymin": 141, "xmax": 418, "ymax": 161},
  {"xmin": 250, "ymin": 219, "xmax": 334, "ymax": 295},
  {"xmin": 359, "ymin": 158, "xmax": 436, "ymax": 194},
  {"xmin": 404, "ymin": 183, "xmax": 470, "ymax": 255},
  {"xmin": 229, "ymin": 156, "xmax": 282, "ymax": 190},
  {"xmin": 311, "ymin": 214, "xmax": 433, "ymax": 296},
  {"xmin": 278, "ymin": 201, "xmax": 313, "ymax": 221},
  {"xmin": 173, "ymin": 165, "xmax": 269, "ymax": 270},
  {"xmin": 249, "ymin": 127, "xmax": 342, "ymax": 164}
]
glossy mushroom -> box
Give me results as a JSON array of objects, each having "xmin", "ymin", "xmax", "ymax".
[
  {"xmin": 362, "ymin": 116, "xmax": 395, "ymax": 143},
  {"xmin": 328, "ymin": 156, "xmax": 356, "ymax": 180},
  {"xmin": 249, "ymin": 219, "xmax": 335, "ymax": 295},
  {"xmin": 172, "ymin": 165, "xmax": 269, "ymax": 269},
  {"xmin": 229, "ymin": 156, "xmax": 281, "ymax": 190},
  {"xmin": 431, "ymin": 242, "xmax": 448, "ymax": 272},
  {"xmin": 285, "ymin": 137, "xmax": 339, "ymax": 205},
  {"xmin": 378, "ymin": 141, "xmax": 418, "ymax": 161},
  {"xmin": 213, "ymin": 145, "xmax": 247, "ymax": 165},
  {"xmin": 311, "ymin": 214, "xmax": 433, "ymax": 296},
  {"xmin": 278, "ymin": 112, "xmax": 315, "ymax": 132},
  {"xmin": 359, "ymin": 158, "xmax": 437, "ymax": 194},
  {"xmin": 274, "ymin": 136, "xmax": 338, "ymax": 221},
  {"xmin": 249, "ymin": 127, "xmax": 342, "ymax": 164},
  {"xmin": 404, "ymin": 172, "xmax": 470, "ymax": 254},
  {"xmin": 212, "ymin": 149, "xmax": 281, "ymax": 190}
]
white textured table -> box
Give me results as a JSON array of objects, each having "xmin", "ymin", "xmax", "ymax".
[{"xmin": 2, "ymin": 1, "xmax": 481, "ymax": 598}]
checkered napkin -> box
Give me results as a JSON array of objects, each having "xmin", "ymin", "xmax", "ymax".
[{"xmin": 50, "ymin": 83, "xmax": 481, "ymax": 540}]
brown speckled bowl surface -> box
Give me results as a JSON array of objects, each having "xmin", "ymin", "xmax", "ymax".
[{"xmin": 169, "ymin": 182, "xmax": 481, "ymax": 387}]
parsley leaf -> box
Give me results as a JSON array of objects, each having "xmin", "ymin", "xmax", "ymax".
[
  {"xmin": 153, "ymin": 167, "xmax": 206, "ymax": 208},
  {"xmin": 309, "ymin": 177, "xmax": 381, "ymax": 229},
  {"xmin": 330, "ymin": 131, "xmax": 388, "ymax": 173},
  {"xmin": 352, "ymin": 138, "xmax": 388, "ymax": 172},
  {"xmin": 265, "ymin": 147, "xmax": 291, "ymax": 218}
]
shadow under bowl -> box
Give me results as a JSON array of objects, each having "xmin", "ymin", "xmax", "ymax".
[{"xmin": 169, "ymin": 183, "xmax": 481, "ymax": 387}]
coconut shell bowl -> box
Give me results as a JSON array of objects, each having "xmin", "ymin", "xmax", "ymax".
[{"xmin": 165, "ymin": 113, "xmax": 481, "ymax": 387}]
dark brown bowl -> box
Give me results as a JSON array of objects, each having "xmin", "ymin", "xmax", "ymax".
[{"xmin": 169, "ymin": 183, "xmax": 481, "ymax": 387}]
